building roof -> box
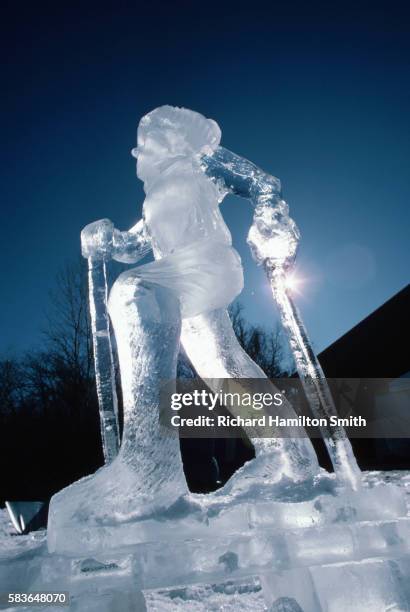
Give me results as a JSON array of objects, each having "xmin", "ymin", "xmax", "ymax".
[{"xmin": 318, "ymin": 285, "xmax": 410, "ymax": 378}]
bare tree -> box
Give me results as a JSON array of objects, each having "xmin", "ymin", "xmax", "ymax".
[
  {"xmin": 43, "ymin": 259, "xmax": 93, "ymax": 379},
  {"xmin": 0, "ymin": 359, "xmax": 27, "ymax": 418},
  {"xmin": 229, "ymin": 302, "xmax": 288, "ymax": 377},
  {"xmin": 17, "ymin": 258, "xmax": 100, "ymax": 426}
]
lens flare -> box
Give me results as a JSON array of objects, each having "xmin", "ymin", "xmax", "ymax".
[{"xmin": 285, "ymin": 272, "xmax": 303, "ymax": 293}]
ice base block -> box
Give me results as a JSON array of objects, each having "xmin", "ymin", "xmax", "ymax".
[
  {"xmin": 16, "ymin": 479, "xmax": 401, "ymax": 610},
  {"xmin": 21, "ymin": 518, "xmax": 410, "ymax": 611},
  {"xmin": 4, "ymin": 475, "xmax": 408, "ymax": 610},
  {"xmin": 47, "ymin": 479, "xmax": 407, "ymax": 556},
  {"xmin": 139, "ymin": 559, "xmax": 410, "ymax": 611}
]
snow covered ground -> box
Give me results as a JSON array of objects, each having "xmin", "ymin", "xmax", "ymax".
[{"xmin": 0, "ymin": 508, "xmax": 46, "ymax": 561}]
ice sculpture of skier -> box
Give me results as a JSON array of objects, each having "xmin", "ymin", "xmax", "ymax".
[{"xmin": 48, "ymin": 107, "xmax": 318, "ymax": 534}]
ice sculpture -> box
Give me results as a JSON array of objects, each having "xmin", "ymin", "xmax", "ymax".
[
  {"xmin": 49, "ymin": 106, "xmax": 323, "ymax": 547},
  {"xmin": 44, "ymin": 108, "xmax": 410, "ymax": 612}
]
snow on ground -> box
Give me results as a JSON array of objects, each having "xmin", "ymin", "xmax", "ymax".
[
  {"xmin": 0, "ymin": 507, "xmax": 14, "ymax": 538},
  {"xmin": 0, "ymin": 507, "xmax": 46, "ymax": 560},
  {"xmin": 364, "ymin": 470, "xmax": 410, "ymax": 509}
]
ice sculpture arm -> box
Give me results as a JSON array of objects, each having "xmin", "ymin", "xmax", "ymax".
[
  {"xmin": 201, "ymin": 146, "xmax": 282, "ymax": 208},
  {"xmin": 81, "ymin": 218, "xmax": 152, "ymax": 264},
  {"xmin": 201, "ymin": 146, "xmax": 298, "ymax": 268}
]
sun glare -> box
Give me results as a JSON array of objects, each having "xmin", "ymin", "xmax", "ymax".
[{"xmin": 285, "ymin": 273, "xmax": 303, "ymax": 294}]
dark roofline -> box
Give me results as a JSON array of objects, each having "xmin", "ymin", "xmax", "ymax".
[{"xmin": 317, "ymin": 284, "xmax": 410, "ymax": 378}]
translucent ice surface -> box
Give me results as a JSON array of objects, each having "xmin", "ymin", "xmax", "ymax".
[
  {"xmin": 181, "ymin": 309, "xmax": 319, "ymax": 486},
  {"xmin": 50, "ymin": 107, "xmax": 245, "ymax": 550},
  {"xmin": 53, "ymin": 106, "xmax": 360, "ymax": 563},
  {"xmin": 81, "ymin": 217, "xmax": 152, "ymax": 462},
  {"xmin": 3, "ymin": 474, "xmax": 410, "ymax": 610},
  {"xmin": 201, "ymin": 144, "xmax": 361, "ymax": 490},
  {"xmin": 48, "ymin": 279, "xmax": 189, "ymax": 551}
]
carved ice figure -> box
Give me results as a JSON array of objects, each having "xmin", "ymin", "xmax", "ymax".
[{"xmin": 48, "ymin": 107, "xmax": 318, "ymax": 545}]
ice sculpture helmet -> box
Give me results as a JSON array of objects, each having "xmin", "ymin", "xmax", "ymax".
[{"xmin": 132, "ymin": 106, "xmax": 221, "ymax": 184}]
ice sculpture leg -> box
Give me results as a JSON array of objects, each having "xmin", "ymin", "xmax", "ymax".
[
  {"xmin": 181, "ymin": 308, "xmax": 319, "ymax": 485},
  {"xmin": 107, "ymin": 272, "xmax": 187, "ymax": 497},
  {"xmin": 48, "ymin": 274, "xmax": 188, "ymax": 551}
]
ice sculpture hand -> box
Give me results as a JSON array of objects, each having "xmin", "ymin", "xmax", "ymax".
[
  {"xmin": 247, "ymin": 200, "xmax": 300, "ymax": 268},
  {"xmin": 81, "ymin": 218, "xmax": 115, "ymax": 261}
]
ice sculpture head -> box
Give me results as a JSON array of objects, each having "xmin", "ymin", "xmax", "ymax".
[{"xmin": 132, "ymin": 106, "xmax": 221, "ymax": 186}]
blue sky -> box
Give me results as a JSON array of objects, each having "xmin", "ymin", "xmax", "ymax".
[{"xmin": 1, "ymin": 1, "xmax": 409, "ymax": 355}]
